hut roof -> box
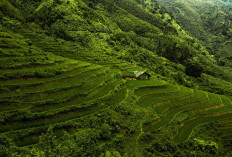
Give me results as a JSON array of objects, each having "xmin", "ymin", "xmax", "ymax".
[{"xmin": 133, "ymin": 71, "xmax": 150, "ymax": 78}]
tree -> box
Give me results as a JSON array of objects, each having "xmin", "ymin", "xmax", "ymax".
[{"xmin": 185, "ymin": 59, "xmax": 203, "ymax": 78}]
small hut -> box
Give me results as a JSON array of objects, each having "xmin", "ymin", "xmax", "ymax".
[
  {"xmin": 133, "ymin": 71, "xmax": 151, "ymax": 80},
  {"xmin": 123, "ymin": 71, "xmax": 151, "ymax": 80}
]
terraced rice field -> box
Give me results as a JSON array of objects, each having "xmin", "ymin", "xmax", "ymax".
[
  {"xmin": 1, "ymin": 26, "xmax": 232, "ymax": 152},
  {"xmin": 16, "ymin": 27, "xmax": 142, "ymax": 72},
  {"xmin": 134, "ymin": 81, "xmax": 232, "ymax": 150},
  {"xmin": 0, "ymin": 30, "xmax": 126, "ymax": 146}
]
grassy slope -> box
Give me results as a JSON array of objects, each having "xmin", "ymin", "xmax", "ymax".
[{"xmin": 0, "ymin": 0, "xmax": 232, "ymax": 156}]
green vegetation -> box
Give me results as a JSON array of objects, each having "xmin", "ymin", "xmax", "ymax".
[
  {"xmin": 0, "ymin": 0, "xmax": 232, "ymax": 156},
  {"xmin": 157, "ymin": 0, "xmax": 232, "ymax": 68}
]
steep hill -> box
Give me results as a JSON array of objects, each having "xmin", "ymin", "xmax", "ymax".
[
  {"xmin": 157, "ymin": 0, "xmax": 232, "ymax": 67},
  {"xmin": 5, "ymin": 0, "xmax": 232, "ymax": 95},
  {"xmin": 0, "ymin": 0, "xmax": 232, "ymax": 156}
]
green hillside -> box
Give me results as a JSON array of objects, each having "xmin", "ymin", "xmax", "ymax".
[
  {"xmin": 0, "ymin": 0, "xmax": 232, "ymax": 156},
  {"xmin": 157, "ymin": 0, "xmax": 232, "ymax": 67}
]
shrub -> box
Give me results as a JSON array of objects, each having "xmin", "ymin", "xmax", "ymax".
[{"xmin": 185, "ymin": 60, "xmax": 203, "ymax": 78}]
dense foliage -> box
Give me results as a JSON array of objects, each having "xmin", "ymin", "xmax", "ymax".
[
  {"xmin": 0, "ymin": 0, "xmax": 232, "ymax": 156},
  {"xmin": 157, "ymin": 0, "xmax": 232, "ymax": 67}
]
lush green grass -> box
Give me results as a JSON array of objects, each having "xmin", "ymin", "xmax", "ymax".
[
  {"xmin": 0, "ymin": 61, "xmax": 91, "ymax": 86},
  {"xmin": 0, "ymin": 28, "xmax": 130, "ymax": 148},
  {"xmin": 17, "ymin": 29, "xmax": 71, "ymax": 54},
  {"xmin": 174, "ymin": 113, "xmax": 232, "ymax": 143},
  {"xmin": 198, "ymin": 96, "xmax": 232, "ymax": 114},
  {"xmin": 29, "ymin": 73, "xmax": 115, "ymax": 112},
  {"xmin": 138, "ymin": 86, "xmax": 193, "ymax": 108},
  {"xmin": 174, "ymin": 95, "xmax": 232, "ymax": 143},
  {"xmin": 143, "ymin": 90, "xmax": 208, "ymax": 131},
  {"xmin": 0, "ymin": 80, "xmax": 125, "ymax": 133},
  {"xmin": 11, "ymin": 84, "xmax": 128, "ymax": 147},
  {"xmin": 0, "ymin": 71, "xmax": 107, "ymax": 112},
  {"xmin": 0, "ymin": 66, "xmax": 105, "ymax": 101},
  {"xmin": 135, "ymin": 84, "xmax": 179, "ymax": 96},
  {"xmin": 0, "ymin": 54, "xmax": 65, "ymax": 69},
  {"xmin": 126, "ymin": 79, "xmax": 166, "ymax": 89},
  {"xmin": 156, "ymin": 90, "xmax": 209, "ymax": 113},
  {"xmin": 0, "ymin": 59, "xmax": 79, "ymax": 79}
]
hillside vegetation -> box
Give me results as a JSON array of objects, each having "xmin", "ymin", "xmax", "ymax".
[
  {"xmin": 157, "ymin": 0, "xmax": 232, "ymax": 67},
  {"xmin": 0, "ymin": 0, "xmax": 232, "ymax": 156},
  {"xmin": 5, "ymin": 0, "xmax": 231, "ymax": 95}
]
